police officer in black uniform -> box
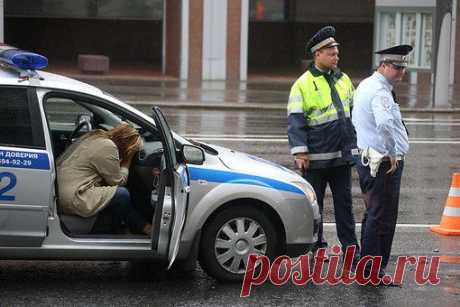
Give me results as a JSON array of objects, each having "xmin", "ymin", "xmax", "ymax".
[{"xmin": 287, "ymin": 26, "xmax": 360, "ymax": 257}]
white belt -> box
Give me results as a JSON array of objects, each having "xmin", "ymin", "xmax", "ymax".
[
  {"xmin": 356, "ymin": 148, "xmax": 404, "ymax": 160},
  {"xmin": 359, "ymin": 147, "xmax": 403, "ymax": 177}
]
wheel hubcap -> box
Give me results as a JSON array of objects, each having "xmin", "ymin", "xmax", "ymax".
[{"xmin": 214, "ymin": 217, "xmax": 267, "ymax": 274}]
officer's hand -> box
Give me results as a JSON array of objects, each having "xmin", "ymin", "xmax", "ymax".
[
  {"xmin": 295, "ymin": 153, "xmax": 310, "ymax": 172},
  {"xmin": 386, "ymin": 157, "xmax": 399, "ymax": 175}
]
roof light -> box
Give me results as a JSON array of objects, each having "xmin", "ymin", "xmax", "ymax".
[{"xmin": 0, "ymin": 49, "xmax": 48, "ymax": 70}]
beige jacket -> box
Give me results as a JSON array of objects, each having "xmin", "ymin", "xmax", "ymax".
[{"xmin": 57, "ymin": 137, "xmax": 129, "ymax": 217}]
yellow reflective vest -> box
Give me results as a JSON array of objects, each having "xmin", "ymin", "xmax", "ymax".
[{"xmin": 287, "ymin": 65, "xmax": 357, "ymax": 169}]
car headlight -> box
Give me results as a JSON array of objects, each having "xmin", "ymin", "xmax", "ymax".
[{"xmin": 291, "ymin": 180, "xmax": 316, "ymax": 203}]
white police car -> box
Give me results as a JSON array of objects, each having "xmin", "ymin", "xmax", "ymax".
[{"xmin": 0, "ymin": 47, "xmax": 319, "ymax": 281}]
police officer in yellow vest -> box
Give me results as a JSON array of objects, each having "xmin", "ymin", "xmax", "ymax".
[{"xmin": 287, "ymin": 26, "xmax": 359, "ymax": 255}]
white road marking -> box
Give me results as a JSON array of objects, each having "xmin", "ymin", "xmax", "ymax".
[
  {"xmin": 184, "ymin": 135, "xmax": 460, "ymax": 144},
  {"xmin": 184, "ymin": 134, "xmax": 460, "ymax": 139},
  {"xmin": 404, "ymin": 122, "xmax": 460, "ymax": 126},
  {"xmin": 323, "ymin": 223, "xmax": 436, "ymax": 228},
  {"xmin": 184, "ymin": 134, "xmax": 286, "ymax": 138},
  {"xmin": 188, "ymin": 137, "xmax": 287, "ymax": 142},
  {"xmin": 403, "ymin": 118, "xmax": 460, "ymax": 122},
  {"xmin": 409, "ymin": 140, "xmax": 460, "ymax": 144}
]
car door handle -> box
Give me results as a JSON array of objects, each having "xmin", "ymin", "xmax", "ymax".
[{"xmin": 182, "ymin": 186, "xmax": 191, "ymax": 193}]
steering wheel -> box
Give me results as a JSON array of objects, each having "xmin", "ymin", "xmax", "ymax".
[{"xmin": 69, "ymin": 119, "xmax": 92, "ymax": 141}]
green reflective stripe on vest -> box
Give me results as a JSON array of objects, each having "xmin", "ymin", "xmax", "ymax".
[
  {"xmin": 309, "ymin": 151, "xmax": 342, "ymax": 160},
  {"xmin": 309, "ymin": 105, "xmax": 351, "ymax": 118},
  {"xmin": 308, "ymin": 113, "xmax": 338, "ymax": 126},
  {"xmin": 308, "ymin": 112, "xmax": 350, "ymax": 127},
  {"xmin": 288, "ymin": 107, "xmax": 304, "ymax": 114},
  {"xmin": 287, "ymin": 84, "xmax": 305, "ymax": 113},
  {"xmin": 287, "ymin": 94, "xmax": 304, "ymax": 114},
  {"xmin": 289, "ymin": 95, "xmax": 303, "ymax": 103},
  {"xmin": 309, "ymin": 109, "xmax": 351, "ymax": 126}
]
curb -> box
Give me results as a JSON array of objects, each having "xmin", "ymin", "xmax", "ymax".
[
  {"xmin": 127, "ymin": 100, "xmax": 460, "ymax": 113},
  {"xmin": 126, "ymin": 100, "xmax": 286, "ymax": 111},
  {"xmin": 400, "ymin": 107, "xmax": 460, "ymax": 113}
]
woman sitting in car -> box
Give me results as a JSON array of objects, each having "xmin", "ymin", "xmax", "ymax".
[{"xmin": 57, "ymin": 122, "xmax": 152, "ymax": 235}]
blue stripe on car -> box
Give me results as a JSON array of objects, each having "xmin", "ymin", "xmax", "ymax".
[{"xmin": 188, "ymin": 166, "xmax": 303, "ymax": 195}]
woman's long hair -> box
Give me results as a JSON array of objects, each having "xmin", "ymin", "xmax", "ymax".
[{"xmin": 82, "ymin": 122, "xmax": 143, "ymax": 161}]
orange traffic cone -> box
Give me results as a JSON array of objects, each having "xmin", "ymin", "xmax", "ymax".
[{"xmin": 431, "ymin": 173, "xmax": 460, "ymax": 236}]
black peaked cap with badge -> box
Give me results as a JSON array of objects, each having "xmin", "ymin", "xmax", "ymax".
[
  {"xmin": 306, "ymin": 26, "xmax": 340, "ymax": 54},
  {"xmin": 375, "ymin": 44, "xmax": 413, "ymax": 67}
]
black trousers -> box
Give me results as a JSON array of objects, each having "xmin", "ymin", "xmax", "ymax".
[
  {"xmin": 92, "ymin": 187, "xmax": 147, "ymax": 234},
  {"xmin": 304, "ymin": 165, "xmax": 359, "ymax": 251},
  {"xmin": 355, "ymin": 159, "xmax": 404, "ymax": 269}
]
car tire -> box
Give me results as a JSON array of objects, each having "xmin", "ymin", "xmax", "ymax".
[{"xmin": 199, "ymin": 205, "xmax": 281, "ymax": 282}]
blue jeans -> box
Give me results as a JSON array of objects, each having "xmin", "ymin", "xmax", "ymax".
[{"xmin": 93, "ymin": 187, "xmax": 147, "ymax": 234}]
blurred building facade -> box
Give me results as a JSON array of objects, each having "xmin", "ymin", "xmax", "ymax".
[{"xmin": 0, "ymin": 0, "xmax": 457, "ymax": 85}]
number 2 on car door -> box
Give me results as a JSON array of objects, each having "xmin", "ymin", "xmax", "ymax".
[{"xmin": 0, "ymin": 172, "xmax": 17, "ymax": 201}]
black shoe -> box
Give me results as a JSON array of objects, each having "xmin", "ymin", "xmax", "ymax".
[
  {"xmin": 361, "ymin": 270, "xmax": 402, "ymax": 288},
  {"xmin": 371, "ymin": 280, "xmax": 402, "ymax": 288}
]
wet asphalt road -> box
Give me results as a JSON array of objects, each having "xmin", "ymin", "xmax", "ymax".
[
  {"xmin": 90, "ymin": 79, "xmax": 460, "ymax": 109},
  {"xmin": 1, "ymin": 108, "xmax": 459, "ymax": 306},
  {"xmin": 151, "ymin": 108, "xmax": 460, "ymax": 225},
  {"xmin": 0, "ymin": 242, "xmax": 458, "ymax": 306}
]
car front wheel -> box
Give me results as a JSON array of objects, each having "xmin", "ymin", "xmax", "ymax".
[{"xmin": 199, "ymin": 205, "xmax": 281, "ymax": 281}]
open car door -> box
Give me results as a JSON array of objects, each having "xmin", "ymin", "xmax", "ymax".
[{"xmin": 150, "ymin": 107, "xmax": 190, "ymax": 269}]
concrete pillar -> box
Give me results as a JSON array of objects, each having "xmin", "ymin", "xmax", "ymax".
[
  {"xmin": 455, "ymin": 0, "xmax": 460, "ymax": 86},
  {"xmin": 203, "ymin": 0, "xmax": 227, "ymax": 80},
  {"xmin": 450, "ymin": 0, "xmax": 456, "ymax": 84},
  {"xmin": 188, "ymin": 0, "xmax": 204, "ymax": 83},
  {"xmin": 240, "ymin": 0, "xmax": 249, "ymax": 81},
  {"xmin": 434, "ymin": 12, "xmax": 452, "ymax": 107},
  {"xmin": 170, "ymin": 0, "xmax": 248, "ymax": 81},
  {"xmin": 165, "ymin": 0, "xmax": 181, "ymax": 77},
  {"xmin": 0, "ymin": 0, "xmax": 4, "ymax": 43},
  {"xmin": 227, "ymin": 0, "xmax": 241, "ymax": 81},
  {"xmin": 225, "ymin": 0, "xmax": 248, "ymax": 81},
  {"xmin": 180, "ymin": 0, "xmax": 189, "ymax": 80},
  {"xmin": 433, "ymin": 0, "xmax": 453, "ymax": 107}
]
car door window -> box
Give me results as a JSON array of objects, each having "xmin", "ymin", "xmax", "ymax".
[
  {"xmin": 44, "ymin": 97, "xmax": 95, "ymax": 158},
  {"xmin": 45, "ymin": 97, "xmax": 93, "ymax": 132},
  {"xmin": 0, "ymin": 87, "xmax": 45, "ymax": 148}
]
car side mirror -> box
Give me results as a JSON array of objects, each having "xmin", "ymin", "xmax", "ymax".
[{"xmin": 181, "ymin": 144, "xmax": 205, "ymax": 165}]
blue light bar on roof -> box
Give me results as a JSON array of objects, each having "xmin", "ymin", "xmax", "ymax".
[{"xmin": 0, "ymin": 49, "xmax": 48, "ymax": 70}]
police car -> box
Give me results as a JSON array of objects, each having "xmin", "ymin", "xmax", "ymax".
[{"xmin": 0, "ymin": 47, "xmax": 320, "ymax": 281}]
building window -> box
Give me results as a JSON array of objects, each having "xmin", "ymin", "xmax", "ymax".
[
  {"xmin": 401, "ymin": 13, "xmax": 417, "ymax": 66},
  {"xmin": 379, "ymin": 13, "xmax": 397, "ymax": 48},
  {"xmin": 5, "ymin": 0, "xmax": 164, "ymax": 20},
  {"xmin": 376, "ymin": 10, "xmax": 433, "ymax": 69},
  {"xmin": 249, "ymin": 0, "xmax": 287, "ymax": 21},
  {"xmin": 421, "ymin": 13, "xmax": 433, "ymax": 68}
]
